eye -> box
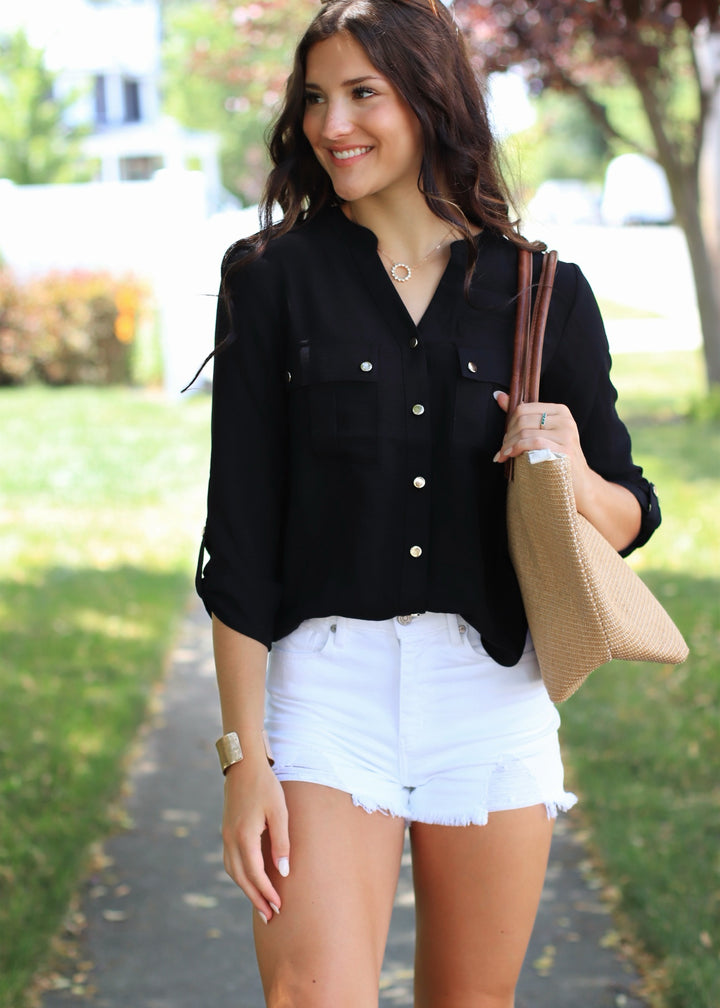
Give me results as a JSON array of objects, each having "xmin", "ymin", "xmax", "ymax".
[
  {"xmin": 352, "ymin": 85, "xmax": 376, "ymax": 99},
  {"xmin": 303, "ymin": 90, "xmax": 325, "ymax": 105}
]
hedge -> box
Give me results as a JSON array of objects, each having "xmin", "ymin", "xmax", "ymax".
[{"xmin": 0, "ymin": 270, "xmax": 148, "ymax": 386}]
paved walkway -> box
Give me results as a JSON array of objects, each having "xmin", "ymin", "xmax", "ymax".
[{"xmin": 42, "ymin": 598, "xmax": 648, "ymax": 1008}]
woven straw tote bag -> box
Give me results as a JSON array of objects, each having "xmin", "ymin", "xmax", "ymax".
[{"xmin": 506, "ymin": 249, "xmax": 688, "ymax": 702}]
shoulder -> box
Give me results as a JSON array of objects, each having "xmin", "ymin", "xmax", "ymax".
[{"xmin": 223, "ymin": 206, "xmax": 342, "ymax": 278}]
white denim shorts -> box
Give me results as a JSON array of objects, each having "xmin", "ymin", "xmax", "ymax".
[{"xmin": 265, "ymin": 612, "xmax": 577, "ymax": 826}]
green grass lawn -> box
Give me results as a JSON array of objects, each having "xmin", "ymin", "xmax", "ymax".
[
  {"xmin": 560, "ymin": 350, "xmax": 720, "ymax": 1007},
  {"xmin": 0, "ymin": 387, "xmax": 211, "ymax": 1008},
  {"xmin": 0, "ymin": 353, "xmax": 718, "ymax": 1008}
]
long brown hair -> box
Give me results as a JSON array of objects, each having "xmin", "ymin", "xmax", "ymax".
[
  {"xmin": 181, "ymin": 0, "xmax": 541, "ymax": 388},
  {"xmin": 246, "ymin": 0, "xmax": 543, "ymax": 276}
]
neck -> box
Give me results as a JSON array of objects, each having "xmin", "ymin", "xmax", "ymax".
[{"xmin": 344, "ymin": 190, "xmax": 456, "ymax": 263}]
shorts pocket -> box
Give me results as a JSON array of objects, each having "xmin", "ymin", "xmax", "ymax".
[
  {"xmin": 464, "ymin": 623, "xmax": 491, "ymax": 658},
  {"xmin": 273, "ymin": 617, "xmax": 336, "ymax": 655}
]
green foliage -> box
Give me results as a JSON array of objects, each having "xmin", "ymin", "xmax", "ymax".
[
  {"xmin": 0, "ymin": 387, "xmax": 210, "ymax": 1008},
  {"xmin": 162, "ymin": 0, "xmax": 315, "ymax": 203},
  {"xmin": 562, "ymin": 350, "xmax": 720, "ymax": 1008},
  {"xmin": 0, "ymin": 30, "xmax": 92, "ymax": 185},
  {"xmin": 506, "ymin": 90, "xmax": 611, "ymax": 196},
  {"xmin": 0, "ymin": 271, "xmax": 149, "ymax": 386}
]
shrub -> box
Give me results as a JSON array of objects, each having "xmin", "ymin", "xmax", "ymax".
[{"xmin": 0, "ymin": 270, "xmax": 149, "ymax": 386}]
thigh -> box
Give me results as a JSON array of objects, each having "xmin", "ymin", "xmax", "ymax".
[
  {"xmin": 410, "ymin": 804, "xmax": 554, "ymax": 1008},
  {"xmin": 256, "ymin": 781, "xmax": 406, "ymax": 1008}
]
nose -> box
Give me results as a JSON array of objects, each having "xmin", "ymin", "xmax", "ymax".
[{"xmin": 320, "ymin": 98, "xmax": 353, "ymax": 141}]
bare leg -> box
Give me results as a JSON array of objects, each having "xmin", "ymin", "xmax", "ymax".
[
  {"xmin": 255, "ymin": 781, "xmax": 406, "ymax": 1008},
  {"xmin": 410, "ymin": 804, "xmax": 554, "ymax": 1008}
]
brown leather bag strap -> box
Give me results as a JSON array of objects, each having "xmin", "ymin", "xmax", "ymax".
[
  {"xmin": 505, "ymin": 247, "xmax": 558, "ymax": 479},
  {"xmin": 526, "ymin": 249, "xmax": 558, "ymax": 402},
  {"xmin": 508, "ymin": 247, "xmax": 558, "ymax": 413},
  {"xmin": 507, "ymin": 248, "xmax": 533, "ymax": 420}
]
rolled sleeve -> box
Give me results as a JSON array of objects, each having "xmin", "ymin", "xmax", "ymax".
[
  {"xmin": 196, "ymin": 248, "xmax": 288, "ymax": 648},
  {"xmin": 541, "ymin": 262, "xmax": 662, "ymax": 558}
]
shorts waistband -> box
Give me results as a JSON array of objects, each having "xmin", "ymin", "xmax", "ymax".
[{"xmin": 329, "ymin": 612, "xmax": 468, "ymax": 644}]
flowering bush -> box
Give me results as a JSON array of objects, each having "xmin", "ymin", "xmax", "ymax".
[{"xmin": 0, "ymin": 270, "xmax": 148, "ymax": 385}]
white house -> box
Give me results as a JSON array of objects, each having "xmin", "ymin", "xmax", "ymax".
[{"xmin": 0, "ymin": 0, "xmax": 222, "ymax": 208}]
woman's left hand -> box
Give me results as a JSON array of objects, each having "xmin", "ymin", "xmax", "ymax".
[
  {"xmin": 492, "ymin": 391, "xmax": 593, "ymax": 507},
  {"xmin": 492, "ymin": 390, "xmax": 642, "ymax": 552}
]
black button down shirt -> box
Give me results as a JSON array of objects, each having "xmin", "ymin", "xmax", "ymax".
[{"xmin": 197, "ymin": 207, "xmax": 660, "ymax": 666}]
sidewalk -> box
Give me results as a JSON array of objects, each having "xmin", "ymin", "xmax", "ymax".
[{"xmin": 41, "ymin": 598, "xmax": 648, "ymax": 1008}]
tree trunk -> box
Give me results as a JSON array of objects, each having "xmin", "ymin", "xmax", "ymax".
[
  {"xmin": 674, "ymin": 180, "xmax": 720, "ymax": 388},
  {"xmin": 696, "ymin": 27, "xmax": 720, "ymax": 386},
  {"xmin": 632, "ymin": 58, "xmax": 720, "ymax": 390}
]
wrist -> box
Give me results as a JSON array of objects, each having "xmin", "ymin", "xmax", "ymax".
[{"xmin": 215, "ymin": 729, "xmax": 274, "ymax": 775}]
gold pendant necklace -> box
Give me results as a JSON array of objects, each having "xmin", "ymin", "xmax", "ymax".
[{"xmin": 378, "ymin": 231, "xmax": 453, "ymax": 283}]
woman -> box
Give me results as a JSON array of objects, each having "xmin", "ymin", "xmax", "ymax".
[{"xmin": 196, "ymin": 1, "xmax": 661, "ymax": 1005}]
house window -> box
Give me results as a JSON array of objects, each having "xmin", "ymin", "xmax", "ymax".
[
  {"xmin": 123, "ymin": 79, "xmax": 141, "ymax": 123},
  {"xmin": 94, "ymin": 75, "xmax": 107, "ymax": 125},
  {"xmin": 119, "ymin": 156, "xmax": 163, "ymax": 181}
]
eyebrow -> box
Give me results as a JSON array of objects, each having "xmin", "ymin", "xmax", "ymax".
[{"xmin": 304, "ymin": 75, "xmax": 384, "ymax": 89}]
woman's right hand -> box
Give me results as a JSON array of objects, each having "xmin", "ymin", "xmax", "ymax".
[{"xmin": 221, "ymin": 755, "xmax": 290, "ymax": 923}]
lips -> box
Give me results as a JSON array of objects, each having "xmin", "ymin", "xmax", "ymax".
[{"xmin": 330, "ymin": 146, "xmax": 372, "ymax": 161}]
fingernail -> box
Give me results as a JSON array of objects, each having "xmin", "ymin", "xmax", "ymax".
[
  {"xmin": 502, "ymin": 447, "xmax": 512, "ymax": 457},
  {"xmin": 269, "ymin": 902, "xmax": 280, "ymax": 915},
  {"xmin": 493, "ymin": 390, "xmax": 501, "ymax": 401},
  {"xmin": 492, "ymin": 452, "xmax": 500, "ymax": 463},
  {"xmin": 277, "ymin": 857, "xmax": 290, "ymax": 878},
  {"xmin": 257, "ymin": 910, "xmax": 268, "ymax": 925}
]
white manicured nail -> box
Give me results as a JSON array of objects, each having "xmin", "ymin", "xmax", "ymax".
[
  {"xmin": 269, "ymin": 902, "xmax": 280, "ymax": 915},
  {"xmin": 277, "ymin": 857, "xmax": 290, "ymax": 877},
  {"xmin": 257, "ymin": 910, "xmax": 268, "ymax": 925}
]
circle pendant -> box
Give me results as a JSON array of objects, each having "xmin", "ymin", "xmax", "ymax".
[{"xmin": 390, "ymin": 262, "xmax": 412, "ymax": 283}]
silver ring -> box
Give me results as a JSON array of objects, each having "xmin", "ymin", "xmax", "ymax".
[{"xmin": 539, "ymin": 411, "xmax": 548, "ymax": 429}]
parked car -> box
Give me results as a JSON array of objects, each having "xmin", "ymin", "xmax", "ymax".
[
  {"xmin": 600, "ymin": 153, "xmax": 674, "ymax": 226},
  {"xmin": 526, "ymin": 179, "xmax": 602, "ymax": 226}
]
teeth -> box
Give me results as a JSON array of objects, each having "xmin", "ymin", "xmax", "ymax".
[{"xmin": 331, "ymin": 147, "xmax": 371, "ymax": 160}]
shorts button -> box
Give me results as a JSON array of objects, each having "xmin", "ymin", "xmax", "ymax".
[
  {"xmin": 411, "ymin": 403, "xmax": 425, "ymax": 416},
  {"xmin": 413, "ymin": 476, "xmax": 426, "ymax": 489},
  {"xmin": 409, "ymin": 545, "xmax": 423, "ymax": 558}
]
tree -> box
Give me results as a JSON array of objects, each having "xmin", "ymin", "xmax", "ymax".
[
  {"xmin": 162, "ymin": 0, "xmax": 315, "ymax": 203},
  {"xmin": 0, "ymin": 30, "xmax": 91, "ymax": 185},
  {"xmin": 455, "ymin": 0, "xmax": 720, "ymax": 392}
]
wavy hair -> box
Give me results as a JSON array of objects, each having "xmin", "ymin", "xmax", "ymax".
[
  {"xmin": 179, "ymin": 0, "xmax": 542, "ymax": 388},
  {"xmin": 244, "ymin": 0, "xmax": 543, "ymax": 276}
]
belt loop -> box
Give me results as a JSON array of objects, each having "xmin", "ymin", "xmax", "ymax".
[
  {"xmin": 446, "ymin": 613, "xmax": 463, "ymax": 646},
  {"xmin": 330, "ymin": 616, "xmax": 343, "ymax": 647}
]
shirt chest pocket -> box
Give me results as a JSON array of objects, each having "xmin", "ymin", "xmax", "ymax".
[
  {"xmin": 288, "ymin": 343, "xmax": 379, "ymax": 461},
  {"xmin": 452, "ymin": 345, "xmax": 508, "ymax": 454}
]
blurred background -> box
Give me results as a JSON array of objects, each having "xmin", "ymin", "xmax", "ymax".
[{"xmin": 0, "ymin": 3, "xmax": 718, "ymax": 1007}]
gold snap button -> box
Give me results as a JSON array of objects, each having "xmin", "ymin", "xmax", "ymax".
[
  {"xmin": 413, "ymin": 476, "xmax": 426, "ymax": 489},
  {"xmin": 409, "ymin": 545, "xmax": 423, "ymax": 558},
  {"xmin": 412, "ymin": 404, "xmax": 425, "ymax": 416},
  {"xmin": 360, "ymin": 361, "xmax": 373, "ymax": 372},
  {"xmin": 467, "ymin": 361, "xmax": 478, "ymax": 373}
]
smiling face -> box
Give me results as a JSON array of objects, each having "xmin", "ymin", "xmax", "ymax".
[{"xmin": 302, "ymin": 32, "xmax": 424, "ymax": 207}]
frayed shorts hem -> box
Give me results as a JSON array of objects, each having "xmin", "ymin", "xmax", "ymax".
[{"xmin": 272, "ymin": 763, "xmax": 578, "ymax": 827}]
